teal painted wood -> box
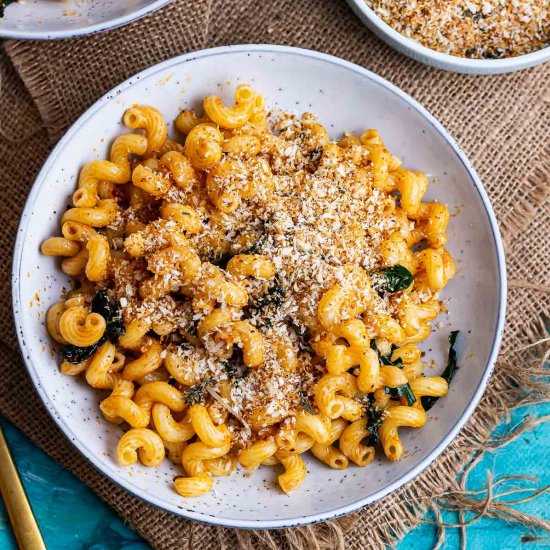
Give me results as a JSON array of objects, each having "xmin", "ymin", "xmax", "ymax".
[
  {"xmin": 398, "ymin": 403, "xmax": 550, "ymax": 549},
  {"xmin": 0, "ymin": 405, "xmax": 548, "ymax": 549},
  {"xmin": 0, "ymin": 419, "xmax": 148, "ymax": 550}
]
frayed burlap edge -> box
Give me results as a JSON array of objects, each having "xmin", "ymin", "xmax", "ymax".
[
  {"xmin": 500, "ymin": 140, "xmax": 550, "ymax": 249},
  {"xmin": 426, "ymin": 335, "xmax": 550, "ymax": 550}
]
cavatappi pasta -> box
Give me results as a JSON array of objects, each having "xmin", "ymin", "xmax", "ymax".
[{"xmin": 42, "ymin": 84, "xmax": 458, "ymax": 497}]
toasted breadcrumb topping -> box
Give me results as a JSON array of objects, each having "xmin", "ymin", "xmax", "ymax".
[
  {"xmin": 101, "ymin": 110, "xmax": 417, "ymax": 445},
  {"xmin": 366, "ymin": 0, "xmax": 549, "ymax": 58}
]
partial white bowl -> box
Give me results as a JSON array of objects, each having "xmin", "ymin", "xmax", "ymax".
[
  {"xmin": 12, "ymin": 45, "xmax": 506, "ymax": 528},
  {"xmin": 0, "ymin": 0, "xmax": 170, "ymax": 40},
  {"xmin": 346, "ymin": 0, "xmax": 550, "ymax": 74}
]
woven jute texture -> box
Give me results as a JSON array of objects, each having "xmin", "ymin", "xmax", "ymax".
[{"xmin": 1, "ymin": 0, "xmax": 549, "ymax": 548}]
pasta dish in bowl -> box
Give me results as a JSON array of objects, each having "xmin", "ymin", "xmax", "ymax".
[
  {"xmin": 40, "ymin": 84, "xmax": 458, "ymax": 497},
  {"xmin": 13, "ymin": 45, "xmax": 505, "ymax": 527}
]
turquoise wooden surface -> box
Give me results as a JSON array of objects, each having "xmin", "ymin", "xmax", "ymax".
[{"xmin": 0, "ymin": 404, "xmax": 548, "ymax": 549}]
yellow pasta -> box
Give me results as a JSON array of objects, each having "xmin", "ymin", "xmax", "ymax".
[
  {"xmin": 152, "ymin": 404, "xmax": 195, "ymax": 443},
  {"xmin": 177, "ymin": 439, "xmax": 232, "ymax": 496},
  {"xmin": 174, "ymin": 473, "xmax": 213, "ymax": 498},
  {"xmin": 223, "ymin": 134, "xmax": 261, "ymax": 156},
  {"xmin": 317, "ymin": 268, "xmax": 373, "ymax": 330},
  {"xmin": 133, "ymin": 381, "xmax": 186, "ymax": 418},
  {"xmin": 123, "ymin": 105, "xmax": 167, "ymax": 156},
  {"xmin": 205, "ymin": 455, "xmax": 237, "ymax": 477},
  {"xmin": 132, "ymin": 162, "xmax": 172, "ymax": 197},
  {"xmin": 72, "ymin": 134, "xmax": 148, "ymax": 208},
  {"xmin": 122, "ymin": 338, "xmax": 163, "ymax": 381},
  {"xmin": 174, "ymin": 109, "xmax": 209, "ymax": 135},
  {"xmin": 62, "ymin": 199, "xmax": 118, "ymax": 228},
  {"xmin": 100, "ymin": 395, "xmax": 149, "ymax": 428},
  {"xmin": 311, "ymin": 418, "xmax": 349, "ymax": 469},
  {"xmin": 315, "ymin": 373, "xmax": 359, "ymax": 421},
  {"xmin": 46, "ymin": 302, "xmax": 70, "ymax": 344},
  {"xmin": 188, "ymin": 404, "xmax": 231, "ymax": 447},
  {"xmin": 116, "ymin": 428, "xmax": 165, "ymax": 467},
  {"xmin": 62, "ymin": 221, "xmax": 98, "ymax": 243},
  {"xmin": 60, "ymin": 359, "xmax": 89, "ymax": 376},
  {"xmin": 184, "ymin": 123, "xmax": 223, "ymax": 170},
  {"xmin": 379, "ymin": 406, "xmax": 427, "ymax": 461},
  {"xmin": 239, "ymin": 440, "xmax": 278, "ymax": 470},
  {"xmin": 197, "ymin": 309, "xmax": 264, "ymax": 367},
  {"xmin": 85, "ymin": 234, "xmax": 110, "ymax": 282},
  {"xmin": 164, "ymin": 440, "xmax": 187, "ymax": 464},
  {"xmin": 203, "ymin": 84, "xmax": 255, "ymax": 129},
  {"xmin": 159, "ymin": 202, "xmax": 202, "ymax": 232},
  {"xmin": 41, "ymin": 237, "xmax": 80, "ymax": 257},
  {"xmin": 226, "ymin": 254, "xmax": 275, "ymax": 279},
  {"xmin": 410, "ymin": 376, "xmax": 448, "ymax": 407},
  {"xmin": 118, "ymin": 318, "xmax": 151, "ymax": 350},
  {"xmin": 59, "ymin": 306, "xmax": 105, "ymax": 347},
  {"xmin": 276, "ymin": 452, "xmax": 306, "ymax": 494},
  {"xmin": 164, "ymin": 345, "xmax": 203, "ymax": 385},
  {"xmin": 205, "ymin": 157, "xmax": 247, "ymax": 212},
  {"xmin": 339, "ymin": 419, "xmax": 375, "ymax": 467},
  {"xmin": 85, "ymin": 341, "xmax": 125, "ymax": 389}
]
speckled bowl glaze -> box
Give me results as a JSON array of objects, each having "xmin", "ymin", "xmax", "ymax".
[
  {"xmin": 12, "ymin": 45, "xmax": 506, "ymax": 528},
  {"xmin": 346, "ymin": 0, "xmax": 550, "ymax": 74},
  {"xmin": 0, "ymin": 0, "xmax": 170, "ymax": 40}
]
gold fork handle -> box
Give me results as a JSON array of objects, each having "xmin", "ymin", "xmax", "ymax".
[{"xmin": 0, "ymin": 425, "xmax": 46, "ymax": 550}]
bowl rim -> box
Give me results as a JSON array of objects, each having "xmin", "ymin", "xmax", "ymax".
[
  {"xmin": 11, "ymin": 44, "xmax": 507, "ymax": 529},
  {"xmin": 346, "ymin": 0, "xmax": 550, "ymax": 73},
  {"xmin": 0, "ymin": 0, "xmax": 171, "ymax": 40}
]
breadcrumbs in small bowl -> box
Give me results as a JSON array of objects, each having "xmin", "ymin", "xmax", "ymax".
[{"xmin": 346, "ymin": 0, "xmax": 550, "ymax": 74}]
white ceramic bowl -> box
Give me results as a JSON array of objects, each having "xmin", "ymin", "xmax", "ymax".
[
  {"xmin": 12, "ymin": 45, "xmax": 506, "ymax": 528},
  {"xmin": 346, "ymin": 0, "xmax": 550, "ymax": 74},
  {"xmin": 0, "ymin": 0, "xmax": 170, "ymax": 40}
]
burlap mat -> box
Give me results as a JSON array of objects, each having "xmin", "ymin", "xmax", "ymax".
[{"xmin": 1, "ymin": 1, "xmax": 549, "ymax": 548}]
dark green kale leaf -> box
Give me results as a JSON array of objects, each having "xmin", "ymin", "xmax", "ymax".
[
  {"xmin": 184, "ymin": 377, "xmax": 212, "ymax": 405},
  {"xmin": 92, "ymin": 290, "xmax": 125, "ymax": 342},
  {"xmin": 364, "ymin": 398, "xmax": 385, "ymax": 445},
  {"xmin": 298, "ymin": 391, "xmax": 315, "ymax": 415},
  {"xmin": 60, "ymin": 335, "xmax": 107, "ymax": 364},
  {"xmin": 186, "ymin": 321, "xmax": 198, "ymax": 336},
  {"xmin": 370, "ymin": 340, "xmax": 403, "ymax": 367},
  {"xmin": 422, "ymin": 330, "xmax": 460, "ymax": 411},
  {"xmin": 60, "ymin": 291, "xmax": 125, "ymax": 363},
  {"xmin": 0, "ymin": 0, "xmax": 16, "ymax": 18},
  {"xmin": 253, "ymin": 280, "xmax": 285, "ymax": 311},
  {"xmin": 385, "ymin": 383, "xmax": 417, "ymax": 406},
  {"xmin": 222, "ymin": 361, "xmax": 237, "ymax": 380},
  {"xmin": 306, "ymin": 147, "xmax": 323, "ymax": 164},
  {"xmin": 373, "ymin": 265, "xmax": 413, "ymax": 294}
]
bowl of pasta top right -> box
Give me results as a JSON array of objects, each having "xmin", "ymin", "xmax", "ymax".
[{"xmin": 346, "ymin": 0, "xmax": 550, "ymax": 74}]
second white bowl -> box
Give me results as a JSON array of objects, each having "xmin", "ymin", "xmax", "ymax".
[
  {"xmin": 346, "ymin": 0, "xmax": 550, "ymax": 74},
  {"xmin": 0, "ymin": 0, "xmax": 171, "ymax": 40}
]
